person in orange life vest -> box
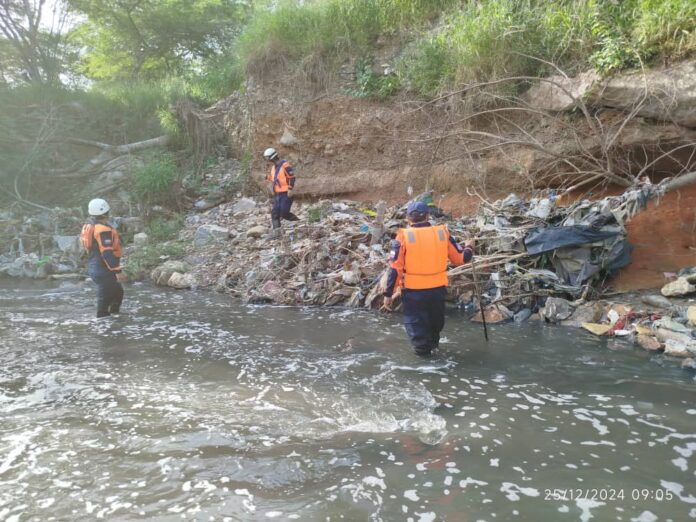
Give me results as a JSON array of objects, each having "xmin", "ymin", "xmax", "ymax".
[
  {"xmin": 81, "ymin": 198, "xmax": 125, "ymax": 318},
  {"xmin": 264, "ymin": 147, "xmax": 299, "ymax": 236},
  {"xmin": 383, "ymin": 201, "xmax": 474, "ymax": 356}
]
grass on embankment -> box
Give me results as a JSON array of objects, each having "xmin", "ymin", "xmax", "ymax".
[{"xmin": 238, "ymin": 0, "xmax": 696, "ymax": 98}]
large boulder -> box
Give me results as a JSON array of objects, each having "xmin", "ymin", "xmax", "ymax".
[
  {"xmin": 596, "ymin": 59, "xmax": 696, "ymax": 128},
  {"xmin": 524, "ymin": 60, "xmax": 696, "ymax": 128},
  {"xmin": 168, "ymin": 272, "xmax": 195, "ymax": 289},
  {"xmin": 151, "ymin": 260, "xmax": 190, "ymax": 286},
  {"xmin": 523, "ymin": 70, "xmax": 600, "ymax": 112},
  {"xmin": 193, "ymin": 224, "xmax": 230, "ymax": 247},
  {"xmin": 231, "ymin": 197, "xmax": 257, "ymax": 214}
]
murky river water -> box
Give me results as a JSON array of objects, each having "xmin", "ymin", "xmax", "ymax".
[{"xmin": 1, "ymin": 280, "xmax": 695, "ymax": 522}]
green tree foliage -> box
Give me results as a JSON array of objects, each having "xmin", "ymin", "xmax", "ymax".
[
  {"xmin": 0, "ymin": 0, "xmax": 76, "ymax": 85},
  {"xmin": 68, "ymin": 0, "xmax": 250, "ymax": 80}
]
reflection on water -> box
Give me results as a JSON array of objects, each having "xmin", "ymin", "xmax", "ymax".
[{"xmin": 0, "ymin": 280, "xmax": 695, "ymax": 521}]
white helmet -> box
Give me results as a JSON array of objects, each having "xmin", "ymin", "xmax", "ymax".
[
  {"xmin": 263, "ymin": 147, "xmax": 278, "ymax": 160},
  {"xmin": 88, "ymin": 198, "xmax": 110, "ymax": 216}
]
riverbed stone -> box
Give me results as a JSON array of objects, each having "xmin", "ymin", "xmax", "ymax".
[
  {"xmin": 247, "ymin": 225, "xmax": 266, "ymax": 239},
  {"xmin": 231, "ymin": 197, "xmax": 257, "ymax": 214},
  {"xmin": 540, "ymin": 297, "xmax": 574, "ymax": 323},
  {"xmin": 663, "ymin": 339, "xmax": 692, "ymax": 358},
  {"xmin": 687, "ymin": 306, "xmax": 696, "ymax": 327},
  {"xmin": 641, "ymin": 294, "xmax": 674, "ymax": 309},
  {"xmin": 472, "ymin": 304, "xmax": 512, "ymax": 324},
  {"xmin": 151, "ymin": 260, "xmax": 190, "ymax": 286},
  {"xmin": 661, "ymin": 277, "xmax": 696, "ymax": 297},
  {"xmin": 168, "ymin": 272, "xmax": 195, "ymax": 289},
  {"xmin": 636, "ymin": 334, "xmax": 662, "ymax": 352},
  {"xmin": 194, "ymin": 224, "xmax": 230, "ymax": 247},
  {"xmin": 0, "ymin": 254, "xmax": 39, "ymax": 278},
  {"xmin": 562, "ymin": 301, "xmax": 603, "ymax": 328}
]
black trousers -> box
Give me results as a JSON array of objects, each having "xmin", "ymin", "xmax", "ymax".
[
  {"xmin": 402, "ymin": 287, "xmax": 447, "ymax": 355},
  {"xmin": 92, "ymin": 273, "xmax": 124, "ymax": 318}
]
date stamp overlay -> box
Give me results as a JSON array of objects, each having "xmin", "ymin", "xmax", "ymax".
[{"xmin": 544, "ymin": 488, "xmax": 675, "ymax": 502}]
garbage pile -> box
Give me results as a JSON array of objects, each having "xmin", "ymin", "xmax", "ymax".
[
  {"xmin": 0, "ymin": 207, "xmax": 88, "ymax": 278},
  {"xmin": 566, "ymin": 289, "xmax": 696, "ymax": 368},
  {"xmin": 170, "ymin": 198, "xmax": 398, "ymax": 307},
  {"xmin": 445, "ymin": 184, "xmax": 664, "ymax": 321},
  {"xmin": 167, "ymin": 183, "xmax": 672, "ymax": 318}
]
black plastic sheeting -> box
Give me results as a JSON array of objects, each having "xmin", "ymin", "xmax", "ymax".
[
  {"xmin": 524, "ymin": 225, "xmax": 632, "ymax": 288},
  {"xmin": 524, "ymin": 225, "xmax": 622, "ymax": 255}
]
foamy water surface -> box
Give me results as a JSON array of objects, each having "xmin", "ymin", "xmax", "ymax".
[{"xmin": 0, "ymin": 280, "xmax": 695, "ymax": 521}]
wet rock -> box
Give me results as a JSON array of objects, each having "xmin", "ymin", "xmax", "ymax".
[
  {"xmin": 168, "ymin": 272, "xmax": 195, "ymax": 289},
  {"xmin": 663, "ymin": 339, "xmax": 693, "ymax": 358},
  {"xmin": 582, "ymin": 323, "xmax": 612, "ymax": 336},
  {"xmin": 133, "ymin": 232, "xmax": 149, "ymax": 247},
  {"xmin": 636, "ymin": 334, "xmax": 662, "ymax": 352},
  {"xmin": 540, "ymin": 297, "xmax": 574, "ymax": 323},
  {"xmin": 247, "ymin": 225, "xmax": 266, "ymax": 239},
  {"xmin": 682, "ymin": 358, "xmax": 696, "ymax": 370},
  {"xmin": 194, "ymin": 224, "xmax": 230, "ymax": 247},
  {"xmin": 654, "ymin": 317, "xmax": 692, "ymax": 334},
  {"xmin": 562, "ymin": 302, "xmax": 603, "ymax": 328},
  {"xmin": 513, "ymin": 308, "xmax": 532, "ymax": 323},
  {"xmin": 472, "ymin": 304, "xmax": 512, "ymax": 324},
  {"xmin": 641, "ymin": 294, "xmax": 673, "ymax": 309},
  {"xmin": 661, "ymin": 277, "xmax": 696, "ymax": 297}
]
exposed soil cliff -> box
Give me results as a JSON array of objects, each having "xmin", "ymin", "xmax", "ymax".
[{"xmin": 205, "ymin": 60, "xmax": 696, "ymax": 290}]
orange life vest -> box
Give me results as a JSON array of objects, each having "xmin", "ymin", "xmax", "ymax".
[
  {"xmin": 267, "ymin": 161, "xmax": 292, "ymax": 193},
  {"xmin": 80, "ymin": 223, "xmax": 122, "ymax": 258},
  {"xmin": 402, "ymin": 224, "xmax": 449, "ymax": 289}
]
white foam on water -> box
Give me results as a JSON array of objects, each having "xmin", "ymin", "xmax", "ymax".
[
  {"xmin": 660, "ymin": 480, "xmax": 696, "ymax": 503},
  {"xmin": 404, "ymin": 490, "xmax": 419, "ymax": 501},
  {"xmin": 500, "ymin": 482, "xmax": 539, "ymax": 502},
  {"xmin": 576, "ymin": 498, "xmax": 605, "ymax": 522}
]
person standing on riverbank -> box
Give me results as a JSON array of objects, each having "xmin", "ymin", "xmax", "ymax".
[
  {"xmin": 264, "ymin": 147, "xmax": 299, "ymax": 238},
  {"xmin": 383, "ymin": 201, "xmax": 474, "ymax": 356},
  {"xmin": 80, "ymin": 198, "xmax": 125, "ymax": 318}
]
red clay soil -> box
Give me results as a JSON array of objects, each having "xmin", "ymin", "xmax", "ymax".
[{"xmin": 614, "ymin": 184, "xmax": 696, "ymax": 291}]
